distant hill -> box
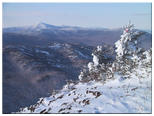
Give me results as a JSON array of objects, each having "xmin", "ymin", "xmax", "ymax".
[{"xmin": 3, "ymin": 23, "xmax": 151, "ymax": 49}]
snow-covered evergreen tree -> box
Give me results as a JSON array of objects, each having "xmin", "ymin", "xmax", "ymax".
[
  {"xmin": 79, "ymin": 22, "xmax": 150, "ymax": 82},
  {"xmin": 79, "ymin": 45, "xmax": 114, "ymax": 82},
  {"xmin": 114, "ymin": 22, "xmax": 146, "ymax": 76}
]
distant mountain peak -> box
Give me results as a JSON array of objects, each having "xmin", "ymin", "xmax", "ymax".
[
  {"xmin": 36, "ymin": 22, "xmax": 47, "ymax": 29},
  {"xmin": 32, "ymin": 22, "xmax": 49, "ymax": 30},
  {"xmin": 31, "ymin": 22, "xmax": 59, "ymax": 31}
]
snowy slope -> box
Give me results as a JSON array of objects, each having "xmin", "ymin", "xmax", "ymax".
[{"xmin": 17, "ymin": 57, "xmax": 151, "ymax": 113}]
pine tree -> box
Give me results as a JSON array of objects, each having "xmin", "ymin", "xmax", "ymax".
[
  {"xmin": 79, "ymin": 45, "xmax": 114, "ymax": 82},
  {"xmin": 114, "ymin": 22, "xmax": 146, "ymax": 74}
]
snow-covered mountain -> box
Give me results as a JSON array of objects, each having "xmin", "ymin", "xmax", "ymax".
[
  {"xmin": 3, "ymin": 22, "xmax": 83, "ymax": 33},
  {"xmin": 3, "ymin": 23, "xmax": 151, "ymax": 48},
  {"xmin": 17, "ymin": 23, "xmax": 152, "ymax": 113},
  {"xmin": 4, "ymin": 23, "xmax": 118, "ymax": 113}
]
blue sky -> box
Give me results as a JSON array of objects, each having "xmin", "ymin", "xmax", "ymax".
[{"xmin": 3, "ymin": 3, "xmax": 152, "ymax": 30}]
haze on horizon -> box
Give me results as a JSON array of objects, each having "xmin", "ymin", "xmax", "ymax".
[{"xmin": 3, "ymin": 3, "xmax": 151, "ymax": 30}]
